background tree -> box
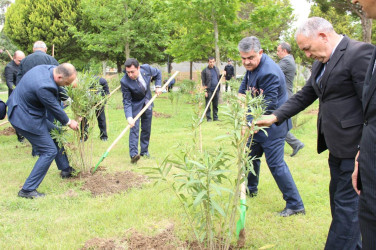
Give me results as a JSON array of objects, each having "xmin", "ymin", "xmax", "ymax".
[
  {"xmin": 308, "ymin": 0, "xmax": 372, "ymax": 43},
  {"xmin": 3, "ymin": 0, "xmax": 82, "ymax": 62}
]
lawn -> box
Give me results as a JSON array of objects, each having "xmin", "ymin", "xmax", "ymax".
[{"xmin": 0, "ymin": 78, "xmax": 330, "ymax": 249}]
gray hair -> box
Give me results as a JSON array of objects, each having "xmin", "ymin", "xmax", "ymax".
[
  {"xmin": 295, "ymin": 17, "xmax": 334, "ymax": 39},
  {"xmin": 238, "ymin": 36, "xmax": 262, "ymax": 53},
  {"xmin": 33, "ymin": 41, "xmax": 47, "ymax": 49},
  {"xmin": 55, "ymin": 63, "xmax": 77, "ymax": 78},
  {"xmin": 278, "ymin": 42, "xmax": 291, "ymax": 54}
]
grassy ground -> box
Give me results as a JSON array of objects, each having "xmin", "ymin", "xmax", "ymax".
[{"xmin": 0, "ymin": 81, "xmax": 330, "ymax": 249}]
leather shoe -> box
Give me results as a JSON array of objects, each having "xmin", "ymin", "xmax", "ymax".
[
  {"xmin": 290, "ymin": 143, "xmax": 304, "ymax": 157},
  {"xmin": 247, "ymin": 190, "xmax": 258, "ymax": 198},
  {"xmin": 60, "ymin": 166, "xmax": 76, "ymax": 179},
  {"xmin": 100, "ymin": 137, "xmax": 108, "ymax": 141},
  {"xmin": 279, "ymin": 208, "xmax": 305, "ymax": 217},
  {"xmin": 141, "ymin": 152, "xmax": 150, "ymax": 158},
  {"xmin": 18, "ymin": 189, "xmax": 45, "ymax": 199},
  {"xmin": 207, "ymin": 118, "xmax": 212, "ymax": 122},
  {"xmin": 131, "ymin": 155, "xmax": 140, "ymax": 164}
]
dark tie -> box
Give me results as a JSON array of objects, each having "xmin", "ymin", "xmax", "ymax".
[
  {"xmin": 372, "ymin": 59, "xmax": 376, "ymax": 75},
  {"xmin": 316, "ymin": 63, "xmax": 326, "ymax": 88},
  {"xmin": 137, "ymin": 79, "xmax": 146, "ymax": 93}
]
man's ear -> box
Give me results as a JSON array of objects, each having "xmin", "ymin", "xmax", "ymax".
[{"xmin": 318, "ymin": 32, "xmax": 328, "ymax": 42}]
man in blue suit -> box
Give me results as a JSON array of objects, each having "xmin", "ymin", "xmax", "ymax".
[
  {"xmin": 238, "ymin": 36, "xmax": 305, "ymax": 217},
  {"xmin": 6, "ymin": 63, "xmax": 79, "ymax": 199},
  {"xmin": 120, "ymin": 58, "xmax": 162, "ymax": 164}
]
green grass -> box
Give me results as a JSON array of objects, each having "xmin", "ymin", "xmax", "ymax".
[{"xmin": 0, "ymin": 85, "xmax": 330, "ymax": 249}]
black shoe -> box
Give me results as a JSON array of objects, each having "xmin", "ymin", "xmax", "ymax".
[
  {"xmin": 247, "ymin": 190, "xmax": 258, "ymax": 198},
  {"xmin": 140, "ymin": 152, "xmax": 150, "ymax": 158},
  {"xmin": 18, "ymin": 189, "xmax": 45, "ymax": 199},
  {"xmin": 100, "ymin": 137, "xmax": 108, "ymax": 141},
  {"xmin": 279, "ymin": 208, "xmax": 305, "ymax": 217},
  {"xmin": 60, "ymin": 167, "xmax": 76, "ymax": 179},
  {"xmin": 18, "ymin": 137, "xmax": 25, "ymax": 143},
  {"xmin": 213, "ymin": 118, "xmax": 220, "ymax": 121},
  {"xmin": 131, "ymin": 155, "xmax": 140, "ymax": 164},
  {"xmin": 290, "ymin": 143, "xmax": 304, "ymax": 157},
  {"xmin": 207, "ymin": 118, "xmax": 212, "ymax": 122}
]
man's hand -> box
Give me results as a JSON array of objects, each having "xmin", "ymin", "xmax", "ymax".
[
  {"xmin": 222, "ymin": 71, "xmax": 226, "ymax": 76},
  {"xmin": 68, "ymin": 119, "xmax": 79, "ymax": 131},
  {"xmin": 155, "ymin": 87, "xmax": 162, "ymax": 96},
  {"xmin": 255, "ymin": 114, "xmax": 278, "ymax": 127},
  {"xmin": 205, "ymin": 92, "xmax": 208, "ymax": 98},
  {"xmin": 127, "ymin": 117, "xmax": 135, "ymax": 128},
  {"xmin": 352, "ymin": 151, "xmax": 361, "ymax": 195}
]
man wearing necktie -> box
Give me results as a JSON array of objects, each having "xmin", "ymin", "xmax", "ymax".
[
  {"xmin": 256, "ymin": 17, "xmax": 374, "ymax": 249},
  {"xmin": 120, "ymin": 58, "xmax": 162, "ymax": 164},
  {"xmin": 351, "ymin": 0, "xmax": 376, "ymax": 249}
]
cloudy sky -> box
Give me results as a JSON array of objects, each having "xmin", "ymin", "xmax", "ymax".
[{"xmin": 290, "ymin": 0, "xmax": 312, "ymax": 27}]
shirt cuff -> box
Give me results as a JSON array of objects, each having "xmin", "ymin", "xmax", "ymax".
[{"xmin": 66, "ymin": 119, "xmax": 71, "ymax": 126}]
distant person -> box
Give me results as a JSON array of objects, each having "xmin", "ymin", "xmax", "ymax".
[
  {"xmin": 276, "ymin": 42, "xmax": 304, "ymax": 157},
  {"xmin": 351, "ymin": 0, "xmax": 376, "ymax": 249},
  {"xmin": 4, "ymin": 50, "xmax": 25, "ymax": 142},
  {"xmin": 6, "ymin": 64, "xmax": 79, "ymax": 199},
  {"xmin": 238, "ymin": 36, "xmax": 305, "ymax": 217},
  {"xmin": 201, "ymin": 57, "xmax": 222, "ymax": 121},
  {"xmin": 0, "ymin": 98, "xmax": 6, "ymax": 120},
  {"xmin": 224, "ymin": 59, "xmax": 235, "ymax": 92},
  {"xmin": 120, "ymin": 58, "xmax": 162, "ymax": 164},
  {"xmin": 256, "ymin": 17, "xmax": 374, "ymax": 249}
]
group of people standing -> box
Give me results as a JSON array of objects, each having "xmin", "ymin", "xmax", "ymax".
[{"xmin": 1, "ymin": 0, "xmax": 376, "ymax": 248}]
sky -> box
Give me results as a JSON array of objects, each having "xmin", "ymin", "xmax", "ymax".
[{"xmin": 290, "ymin": 0, "xmax": 313, "ymax": 27}]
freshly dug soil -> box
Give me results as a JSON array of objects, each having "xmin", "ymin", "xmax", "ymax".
[{"xmin": 0, "ymin": 126, "xmax": 16, "ymax": 136}]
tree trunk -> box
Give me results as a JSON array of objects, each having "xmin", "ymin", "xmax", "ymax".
[
  {"xmin": 360, "ymin": 16, "xmax": 372, "ymax": 43},
  {"xmin": 102, "ymin": 61, "xmax": 107, "ymax": 76},
  {"xmin": 117, "ymin": 60, "xmax": 122, "ymax": 73},
  {"xmin": 125, "ymin": 41, "xmax": 130, "ymax": 59},
  {"xmin": 213, "ymin": 19, "xmax": 220, "ymax": 68},
  {"xmin": 190, "ymin": 61, "xmax": 193, "ymax": 80}
]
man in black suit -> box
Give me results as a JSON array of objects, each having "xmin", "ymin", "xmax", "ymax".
[
  {"xmin": 4, "ymin": 50, "xmax": 25, "ymax": 142},
  {"xmin": 224, "ymin": 59, "xmax": 234, "ymax": 92},
  {"xmin": 201, "ymin": 57, "xmax": 221, "ymax": 121},
  {"xmin": 351, "ymin": 0, "xmax": 376, "ymax": 249},
  {"xmin": 256, "ymin": 17, "xmax": 374, "ymax": 250}
]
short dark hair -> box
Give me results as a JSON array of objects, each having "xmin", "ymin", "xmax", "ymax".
[
  {"xmin": 124, "ymin": 58, "xmax": 139, "ymax": 68},
  {"xmin": 55, "ymin": 63, "xmax": 76, "ymax": 78},
  {"xmin": 208, "ymin": 56, "xmax": 215, "ymax": 61},
  {"xmin": 278, "ymin": 42, "xmax": 292, "ymax": 54}
]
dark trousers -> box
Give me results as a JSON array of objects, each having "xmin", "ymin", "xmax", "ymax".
[
  {"xmin": 8, "ymin": 89, "xmax": 24, "ymax": 141},
  {"xmin": 13, "ymin": 123, "xmax": 70, "ymax": 191},
  {"xmin": 129, "ymin": 108, "xmax": 152, "ymax": 157},
  {"xmin": 80, "ymin": 106, "xmax": 108, "ymax": 140},
  {"xmin": 325, "ymin": 154, "xmax": 361, "ymax": 250},
  {"xmin": 359, "ymin": 196, "xmax": 376, "ymax": 250},
  {"xmin": 285, "ymin": 131, "xmax": 303, "ymax": 150},
  {"xmin": 205, "ymin": 90, "xmax": 219, "ymax": 120},
  {"xmin": 247, "ymin": 136, "xmax": 304, "ymax": 210}
]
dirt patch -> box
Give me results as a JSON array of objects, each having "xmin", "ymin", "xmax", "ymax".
[
  {"xmin": 0, "ymin": 126, "xmax": 16, "ymax": 136},
  {"xmin": 80, "ymin": 170, "xmax": 149, "ymax": 196},
  {"xmin": 83, "ymin": 224, "xmax": 187, "ymax": 250},
  {"xmin": 307, "ymin": 109, "xmax": 318, "ymax": 115},
  {"xmin": 153, "ymin": 111, "xmax": 171, "ymax": 118}
]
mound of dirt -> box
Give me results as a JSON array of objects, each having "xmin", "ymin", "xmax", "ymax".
[
  {"xmin": 152, "ymin": 111, "xmax": 171, "ymax": 118},
  {"xmin": 0, "ymin": 127, "xmax": 16, "ymax": 136},
  {"xmin": 81, "ymin": 170, "xmax": 149, "ymax": 196}
]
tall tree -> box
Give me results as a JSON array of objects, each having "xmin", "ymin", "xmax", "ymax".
[
  {"xmin": 3, "ymin": 0, "xmax": 82, "ymax": 61},
  {"xmin": 72, "ymin": 0, "xmax": 170, "ymax": 72},
  {"xmin": 308, "ymin": 0, "xmax": 372, "ymax": 43}
]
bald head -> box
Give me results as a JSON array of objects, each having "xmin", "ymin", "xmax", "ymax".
[
  {"xmin": 13, "ymin": 50, "xmax": 25, "ymax": 65},
  {"xmin": 33, "ymin": 41, "xmax": 47, "ymax": 53},
  {"xmin": 54, "ymin": 63, "xmax": 77, "ymax": 87}
]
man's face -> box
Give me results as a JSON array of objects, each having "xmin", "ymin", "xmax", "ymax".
[
  {"xmin": 352, "ymin": 0, "xmax": 376, "ymax": 19},
  {"xmin": 296, "ymin": 33, "xmax": 331, "ymax": 63},
  {"xmin": 13, "ymin": 54, "xmax": 25, "ymax": 65},
  {"xmin": 126, "ymin": 65, "xmax": 140, "ymax": 80},
  {"xmin": 276, "ymin": 45, "xmax": 285, "ymax": 59},
  {"xmin": 240, "ymin": 49, "xmax": 263, "ymax": 72},
  {"xmin": 208, "ymin": 59, "xmax": 216, "ymax": 68}
]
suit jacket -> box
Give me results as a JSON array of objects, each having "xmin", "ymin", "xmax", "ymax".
[
  {"xmin": 239, "ymin": 53, "xmax": 291, "ymax": 143},
  {"xmin": 201, "ymin": 66, "xmax": 221, "ymax": 91},
  {"xmin": 4, "ymin": 60, "xmax": 19, "ymax": 91},
  {"xmin": 6, "ymin": 65, "xmax": 69, "ymax": 135},
  {"xmin": 278, "ymin": 54, "xmax": 296, "ymax": 98},
  {"xmin": 274, "ymin": 36, "xmax": 374, "ymax": 158},
  {"xmin": 120, "ymin": 64, "xmax": 162, "ymax": 119},
  {"xmin": 358, "ymin": 47, "xmax": 376, "ymax": 204},
  {"xmin": 16, "ymin": 50, "xmax": 59, "ymax": 84},
  {"xmin": 0, "ymin": 98, "xmax": 6, "ymax": 120}
]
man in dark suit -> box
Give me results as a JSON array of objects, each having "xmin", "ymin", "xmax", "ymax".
[
  {"xmin": 4, "ymin": 50, "xmax": 25, "ymax": 142},
  {"xmin": 201, "ymin": 57, "xmax": 221, "ymax": 121},
  {"xmin": 256, "ymin": 17, "xmax": 374, "ymax": 249},
  {"xmin": 276, "ymin": 42, "xmax": 304, "ymax": 157},
  {"xmin": 224, "ymin": 59, "xmax": 234, "ymax": 92},
  {"xmin": 238, "ymin": 36, "xmax": 305, "ymax": 217},
  {"xmin": 6, "ymin": 63, "xmax": 79, "ymax": 199},
  {"xmin": 351, "ymin": 0, "xmax": 376, "ymax": 249},
  {"xmin": 0, "ymin": 98, "xmax": 6, "ymax": 120},
  {"xmin": 120, "ymin": 58, "xmax": 162, "ymax": 164}
]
